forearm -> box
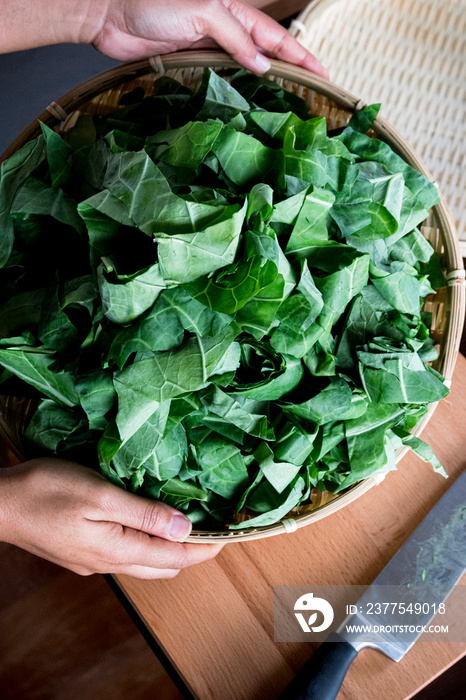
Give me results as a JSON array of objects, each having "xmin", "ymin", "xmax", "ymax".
[
  {"xmin": 0, "ymin": 466, "xmax": 16, "ymax": 544},
  {"xmin": 0, "ymin": 0, "xmax": 327, "ymax": 77},
  {"xmin": 0, "ymin": 0, "xmax": 108, "ymax": 53}
]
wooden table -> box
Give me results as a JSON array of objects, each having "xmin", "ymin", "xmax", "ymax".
[{"xmin": 112, "ymin": 353, "xmax": 466, "ymax": 700}]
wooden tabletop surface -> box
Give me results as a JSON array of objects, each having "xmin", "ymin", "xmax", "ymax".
[{"xmin": 114, "ymin": 352, "xmax": 466, "ymax": 700}]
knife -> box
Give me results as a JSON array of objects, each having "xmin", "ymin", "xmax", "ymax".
[{"xmin": 279, "ymin": 469, "xmax": 466, "ymax": 700}]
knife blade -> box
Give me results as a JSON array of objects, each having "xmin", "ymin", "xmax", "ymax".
[{"xmin": 279, "ymin": 469, "xmax": 466, "ymax": 700}]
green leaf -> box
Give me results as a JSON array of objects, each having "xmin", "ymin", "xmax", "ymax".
[
  {"xmin": 196, "ymin": 68, "xmax": 251, "ymax": 121},
  {"xmin": 156, "ymin": 200, "xmax": 246, "ymax": 284},
  {"xmin": 230, "ymin": 70, "xmax": 310, "ymax": 118},
  {"xmin": 38, "ymin": 273, "xmax": 80, "ymax": 351},
  {"xmin": 344, "ymin": 132, "xmax": 440, "ymax": 211},
  {"xmin": 107, "ymin": 287, "xmax": 231, "ymax": 369},
  {"xmin": 271, "ymin": 187, "xmax": 310, "ymax": 225},
  {"xmin": 399, "ymin": 433, "xmax": 447, "ymax": 477},
  {"xmin": 146, "ymin": 118, "xmax": 223, "ymax": 169},
  {"xmin": 249, "ymin": 110, "xmax": 303, "ymax": 141},
  {"xmin": 285, "ymin": 187, "xmax": 335, "ymax": 256},
  {"xmin": 254, "ymin": 442, "xmax": 301, "ymax": 493},
  {"xmin": 283, "ymin": 377, "xmax": 353, "ymax": 424},
  {"xmin": 0, "ymin": 287, "xmax": 46, "ymax": 337},
  {"xmin": 190, "ymin": 430, "xmax": 249, "ymax": 499},
  {"xmin": 270, "ymin": 261, "xmax": 324, "ymax": 357},
  {"xmin": 371, "ymin": 268, "xmax": 422, "ymax": 317},
  {"xmin": 346, "ymin": 103, "xmax": 381, "ymax": 134},
  {"xmin": 102, "ymin": 151, "xmax": 231, "ymax": 236},
  {"xmin": 113, "ymin": 325, "xmax": 237, "ymax": 442},
  {"xmin": 212, "ymin": 127, "xmax": 280, "ymax": 186},
  {"xmin": 98, "ymin": 421, "xmax": 123, "ymax": 477},
  {"xmin": 25, "ymin": 399, "xmax": 89, "ymax": 454},
  {"xmin": 197, "ymin": 450, "xmax": 249, "ymax": 499},
  {"xmin": 75, "ymin": 370, "xmax": 116, "ymax": 431},
  {"xmin": 97, "ymin": 260, "xmax": 166, "ymax": 325},
  {"xmin": 229, "ymin": 337, "xmax": 304, "ymax": 400},
  {"xmin": 12, "ymin": 177, "xmax": 84, "ymax": 240},
  {"xmin": 161, "ymin": 478, "xmax": 208, "ymax": 501},
  {"xmin": 199, "ymin": 385, "xmax": 274, "ymax": 440},
  {"xmin": 186, "ymin": 254, "xmax": 278, "ymax": 315},
  {"xmin": 40, "ymin": 122, "xmax": 73, "ymax": 187},
  {"xmin": 112, "ymin": 402, "xmax": 186, "ymax": 480},
  {"xmin": 235, "ymin": 226, "xmax": 296, "ymax": 338},
  {"xmin": 0, "ymin": 348, "xmax": 79, "ymax": 406},
  {"xmin": 0, "ymin": 135, "xmax": 45, "ymax": 267},
  {"xmin": 338, "ymin": 425, "xmax": 396, "ymax": 490},
  {"xmin": 246, "ymin": 182, "xmax": 274, "ymax": 223},
  {"xmin": 345, "ymin": 402, "xmax": 404, "ymax": 437},
  {"xmin": 358, "ymin": 342, "xmax": 449, "ymax": 404},
  {"xmin": 388, "ymin": 228, "xmax": 434, "ymax": 266},
  {"xmin": 283, "ymin": 126, "xmax": 329, "ymax": 186},
  {"xmin": 229, "ymin": 476, "xmax": 306, "ymax": 529}
]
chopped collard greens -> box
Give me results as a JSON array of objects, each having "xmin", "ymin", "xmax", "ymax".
[{"xmin": 0, "ymin": 69, "xmax": 448, "ymax": 529}]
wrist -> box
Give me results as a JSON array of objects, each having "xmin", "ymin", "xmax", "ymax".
[
  {"xmin": 73, "ymin": 0, "xmax": 112, "ymax": 45},
  {"xmin": 0, "ymin": 466, "xmax": 19, "ymax": 545},
  {"xmin": 47, "ymin": 0, "xmax": 112, "ymax": 45}
]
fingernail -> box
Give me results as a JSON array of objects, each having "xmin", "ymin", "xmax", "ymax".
[
  {"xmin": 169, "ymin": 513, "xmax": 192, "ymax": 541},
  {"xmin": 253, "ymin": 53, "xmax": 271, "ymax": 73}
]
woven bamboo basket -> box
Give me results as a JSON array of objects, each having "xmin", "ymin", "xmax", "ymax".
[
  {"xmin": 0, "ymin": 50, "xmax": 464, "ymax": 543},
  {"xmin": 289, "ymin": 0, "xmax": 466, "ymax": 253}
]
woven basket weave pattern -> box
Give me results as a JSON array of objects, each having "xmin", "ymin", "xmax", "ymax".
[
  {"xmin": 290, "ymin": 0, "xmax": 466, "ymax": 249},
  {"xmin": 0, "ymin": 52, "xmax": 463, "ymax": 541}
]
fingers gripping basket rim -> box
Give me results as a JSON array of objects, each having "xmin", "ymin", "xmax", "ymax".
[{"xmin": 0, "ymin": 50, "xmax": 463, "ymax": 542}]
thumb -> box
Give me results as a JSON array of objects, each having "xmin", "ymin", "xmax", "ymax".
[{"xmin": 97, "ymin": 487, "xmax": 193, "ymax": 542}]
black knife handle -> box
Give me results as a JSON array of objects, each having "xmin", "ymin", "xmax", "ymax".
[{"xmin": 279, "ymin": 633, "xmax": 358, "ymax": 700}]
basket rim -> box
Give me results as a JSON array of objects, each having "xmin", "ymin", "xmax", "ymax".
[{"xmin": 0, "ymin": 49, "xmax": 464, "ymax": 542}]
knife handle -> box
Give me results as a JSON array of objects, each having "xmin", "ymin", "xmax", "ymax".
[{"xmin": 278, "ymin": 633, "xmax": 358, "ymax": 700}]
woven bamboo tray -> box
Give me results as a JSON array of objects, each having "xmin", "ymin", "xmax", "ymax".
[
  {"xmin": 0, "ymin": 50, "xmax": 464, "ymax": 542},
  {"xmin": 290, "ymin": 0, "xmax": 466, "ymax": 253}
]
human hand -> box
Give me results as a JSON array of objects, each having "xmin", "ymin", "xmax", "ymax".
[
  {"xmin": 0, "ymin": 458, "xmax": 223, "ymax": 579},
  {"xmin": 90, "ymin": 0, "xmax": 328, "ymax": 77}
]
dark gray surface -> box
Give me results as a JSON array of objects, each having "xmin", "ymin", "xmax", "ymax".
[{"xmin": 0, "ymin": 43, "xmax": 120, "ymax": 155}]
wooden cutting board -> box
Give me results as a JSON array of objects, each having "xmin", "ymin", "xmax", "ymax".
[{"xmin": 114, "ymin": 353, "xmax": 466, "ymax": 700}]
